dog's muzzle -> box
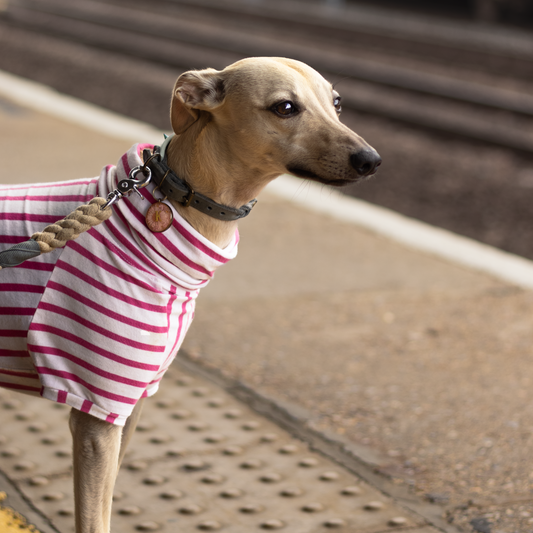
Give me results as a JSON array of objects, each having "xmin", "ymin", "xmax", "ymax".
[{"xmin": 351, "ymin": 149, "xmax": 382, "ymax": 177}]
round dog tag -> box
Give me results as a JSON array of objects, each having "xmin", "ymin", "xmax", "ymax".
[{"xmin": 145, "ymin": 201, "xmax": 173, "ymax": 233}]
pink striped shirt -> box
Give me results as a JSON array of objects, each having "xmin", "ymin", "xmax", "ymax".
[{"xmin": 0, "ymin": 144, "xmax": 238, "ymax": 425}]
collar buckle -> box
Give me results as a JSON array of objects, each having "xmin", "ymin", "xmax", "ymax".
[{"xmin": 181, "ymin": 180, "xmax": 196, "ymax": 208}]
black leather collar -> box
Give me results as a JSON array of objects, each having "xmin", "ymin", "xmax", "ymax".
[{"xmin": 143, "ymin": 137, "xmax": 257, "ymax": 222}]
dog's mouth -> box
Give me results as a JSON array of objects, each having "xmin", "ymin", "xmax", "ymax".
[{"xmin": 287, "ymin": 166, "xmax": 355, "ymax": 187}]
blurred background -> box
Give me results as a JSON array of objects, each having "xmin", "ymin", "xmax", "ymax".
[{"xmin": 1, "ymin": 0, "xmax": 533, "ymax": 257}]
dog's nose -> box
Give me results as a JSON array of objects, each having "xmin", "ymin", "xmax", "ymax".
[{"xmin": 350, "ymin": 149, "xmax": 382, "ymax": 177}]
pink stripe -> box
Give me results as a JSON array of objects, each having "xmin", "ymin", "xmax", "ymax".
[
  {"xmin": 106, "ymin": 412, "xmax": 119, "ymax": 424},
  {"xmin": 124, "ymin": 197, "xmax": 213, "ymax": 277},
  {"xmin": 56, "ymin": 260, "xmax": 169, "ymax": 313},
  {"xmin": 0, "ymin": 308, "xmax": 35, "ymax": 316},
  {"xmin": 17, "ymin": 263, "xmax": 55, "ymax": 272},
  {"xmin": 0, "ymin": 179, "xmax": 96, "ymax": 192},
  {"xmin": 137, "ymin": 143, "xmax": 154, "ymax": 154},
  {"xmin": 120, "ymin": 152, "xmax": 131, "ymax": 176},
  {"xmin": 0, "ymin": 330, "xmax": 27, "ymax": 338},
  {"xmin": 142, "ymin": 188, "xmax": 231, "ymax": 265},
  {"xmin": 166, "ymin": 285, "xmax": 178, "ymax": 330},
  {"xmin": 163, "ymin": 291, "xmax": 192, "ymax": 368},
  {"xmin": 36, "ymin": 367, "xmax": 137, "ymax": 405},
  {"xmin": 1, "ymin": 283, "xmax": 45, "ymax": 294},
  {"xmin": 0, "ymin": 369, "xmax": 38, "ymax": 379},
  {"xmin": 37, "ymin": 302, "xmax": 165, "ymax": 352},
  {"xmin": 0, "ymin": 349, "xmax": 30, "ymax": 358},
  {"xmin": 0, "ymin": 194, "xmax": 91, "ymax": 202},
  {"xmin": 46, "ymin": 281, "xmax": 167, "ymax": 333},
  {"xmin": 29, "ymin": 324, "xmax": 161, "ymax": 371},
  {"xmin": 0, "ymin": 236, "xmax": 29, "ymax": 244},
  {"xmin": 30, "ymin": 344, "xmax": 150, "ymax": 386},
  {"xmin": 0, "ymin": 381, "xmax": 40, "ymax": 392},
  {"xmin": 147, "ymin": 375, "xmax": 163, "ymax": 387},
  {"xmin": 57, "ymin": 390, "xmax": 68, "ymax": 403},
  {"xmin": 0, "ymin": 213, "xmax": 64, "ymax": 223},
  {"xmin": 71, "ymin": 235, "xmax": 161, "ymax": 292}
]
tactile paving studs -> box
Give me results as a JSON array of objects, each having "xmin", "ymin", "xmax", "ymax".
[
  {"xmin": 341, "ymin": 485, "xmax": 363, "ymax": 496},
  {"xmin": 365, "ymin": 501, "xmax": 386, "ymax": 511},
  {"xmin": 259, "ymin": 472, "xmax": 283, "ymax": 483},
  {"xmin": 320, "ymin": 471, "xmax": 340, "ymax": 481},
  {"xmin": 260, "ymin": 519, "xmax": 285, "ymax": 529},
  {"xmin": 119, "ymin": 505, "xmax": 143, "ymax": 516},
  {"xmin": 240, "ymin": 459, "xmax": 264, "ymax": 470},
  {"xmin": 201, "ymin": 473, "xmax": 225, "ymax": 485},
  {"xmin": 260, "ymin": 433, "xmax": 278, "ymax": 443},
  {"xmin": 324, "ymin": 518, "xmax": 347, "ymax": 528},
  {"xmin": 3, "ymin": 366, "xmax": 423, "ymax": 533},
  {"xmin": 143, "ymin": 475, "xmax": 167, "ymax": 486},
  {"xmin": 242, "ymin": 421, "xmax": 261, "ymax": 431},
  {"xmin": 179, "ymin": 503, "xmax": 204, "ymax": 515},
  {"xmin": 239, "ymin": 503, "xmax": 264, "ymax": 514},
  {"xmin": 198, "ymin": 520, "xmax": 222, "ymax": 531},
  {"xmin": 280, "ymin": 487, "xmax": 304, "ymax": 498},
  {"xmin": 278, "ymin": 444, "xmax": 298, "ymax": 454},
  {"xmin": 0, "ymin": 393, "xmax": 73, "ymax": 480},
  {"xmin": 224, "ymin": 409, "xmax": 242, "ymax": 419},
  {"xmin": 220, "ymin": 488, "xmax": 244, "ymax": 499},
  {"xmin": 389, "ymin": 516, "xmax": 408, "ymax": 527},
  {"xmin": 136, "ymin": 521, "xmax": 161, "ymax": 531},
  {"xmin": 223, "ymin": 446, "xmax": 243, "ymax": 456},
  {"xmin": 183, "ymin": 459, "xmax": 209, "ymax": 472},
  {"xmin": 302, "ymin": 502, "xmax": 325, "ymax": 513},
  {"xmin": 299, "ymin": 457, "xmax": 319, "ymax": 467},
  {"xmin": 159, "ymin": 490, "xmax": 184, "ymax": 500}
]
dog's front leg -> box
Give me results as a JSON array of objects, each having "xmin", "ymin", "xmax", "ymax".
[{"xmin": 69, "ymin": 409, "xmax": 122, "ymax": 533}]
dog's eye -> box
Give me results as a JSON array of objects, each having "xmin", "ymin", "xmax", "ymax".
[
  {"xmin": 272, "ymin": 101, "xmax": 299, "ymax": 117},
  {"xmin": 334, "ymin": 96, "xmax": 342, "ymax": 113}
]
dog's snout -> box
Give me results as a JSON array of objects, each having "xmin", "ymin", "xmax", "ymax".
[{"xmin": 350, "ymin": 150, "xmax": 382, "ymax": 177}]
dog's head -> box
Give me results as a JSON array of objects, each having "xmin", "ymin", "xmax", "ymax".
[{"xmin": 170, "ymin": 57, "xmax": 381, "ymax": 187}]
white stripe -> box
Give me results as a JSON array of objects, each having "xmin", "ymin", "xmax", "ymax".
[{"xmin": 2, "ymin": 69, "xmax": 532, "ymax": 289}]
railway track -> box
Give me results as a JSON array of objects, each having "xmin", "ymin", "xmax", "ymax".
[
  {"xmin": 1, "ymin": 0, "xmax": 533, "ymax": 261},
  {"xmin": 3, "ymin": 0, "xmax": 533, "ymax": 154}
]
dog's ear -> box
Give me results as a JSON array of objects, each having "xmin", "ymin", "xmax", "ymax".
[{"xmin": 170, "ymin": 69, "xmax": 225, "ymax": 134}]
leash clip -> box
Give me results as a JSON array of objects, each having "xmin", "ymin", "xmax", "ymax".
[{"xmin": 101, "ymin": 166, "xmax": 152, "ymax": 210}]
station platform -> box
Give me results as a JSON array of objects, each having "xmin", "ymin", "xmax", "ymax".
[{"xmin": 1, "ymin": 70, "xmax": 533, "ymax": 533}]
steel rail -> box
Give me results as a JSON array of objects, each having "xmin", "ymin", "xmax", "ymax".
[{"xmin": 4, "ymin": 0, "xmax": 533, "ymax": 153}]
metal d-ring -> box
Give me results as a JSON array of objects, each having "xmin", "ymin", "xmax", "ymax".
[
  {"xmin": 152, "ymin": 170, "xmax": 171, "ymax": 200},
  {"xmin": 152, "ymin": 170, "xmax": 170, "ymax": 202},
  {"xmin": 142, "ymin": 151, "xmax": 161, "ymax": 174}
]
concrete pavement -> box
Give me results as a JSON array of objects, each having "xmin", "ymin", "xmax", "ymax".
[{"xmin": 2, "ymin": 72, "xmax": 533, "ymax": 533}]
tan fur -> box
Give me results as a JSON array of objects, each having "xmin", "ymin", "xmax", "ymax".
[
  {"xmin": 167, "ymin": 57, "xmax": 379, "ymax": 247},
  {"xmin": 67, "ymin": 57, "xmax": 380, "ymax": 532}
]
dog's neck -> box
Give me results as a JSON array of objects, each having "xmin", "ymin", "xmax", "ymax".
[{"xmin": 165, "ymin": 116, "xmax": 277, "ymax": 248}]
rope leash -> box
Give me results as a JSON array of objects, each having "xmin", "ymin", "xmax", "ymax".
[
  {"xmin": 0, "ymin": 198, "xmax": 112, "ymax": 270},
  {"xmin": 0, "ymin": 157, "xmax": 153, "ymax": 270}
]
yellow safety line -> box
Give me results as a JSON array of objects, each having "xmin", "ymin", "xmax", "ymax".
[{"xmin": 0, "ymin": 491, "xmax": 41, "ymax": 533}]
